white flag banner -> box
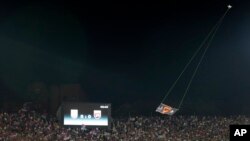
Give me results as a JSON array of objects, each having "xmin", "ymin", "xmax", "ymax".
[{"xmin": 156, "ymin": 103, "xmax": 178, "ymax": 115}]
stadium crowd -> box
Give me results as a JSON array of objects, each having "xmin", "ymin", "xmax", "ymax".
[{"xmin": 0, "ymin": 107, "xmax": 249, "ymax": 141}]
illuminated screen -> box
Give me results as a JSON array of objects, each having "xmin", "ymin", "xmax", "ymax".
[{"xmin": 62, "ymin": 102, "xmax": 111, "ymax": 128}]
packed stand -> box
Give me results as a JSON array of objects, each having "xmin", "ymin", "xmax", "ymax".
[{"xmin": 0, "ymin": 109, "xmax": 249, "ymax": 140}]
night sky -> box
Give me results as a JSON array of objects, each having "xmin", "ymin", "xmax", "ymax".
[{"xmin": 1, "ymin": 1, "xmax": 250, "ymax": 115}]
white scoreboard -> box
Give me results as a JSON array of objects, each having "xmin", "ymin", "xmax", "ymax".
[{"xmin": 61, "ymin": 102, "xmax": 111, "ymax": 129}]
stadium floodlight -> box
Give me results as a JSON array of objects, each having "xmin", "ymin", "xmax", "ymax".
[{"xmin": 227, "ymin": 5, "xmax": 232, "ymax": 9}]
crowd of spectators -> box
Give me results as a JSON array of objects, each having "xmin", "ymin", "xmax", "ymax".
[{"xmin": 0, "ymin": 107, "xmax": 249, "ymax": 141}]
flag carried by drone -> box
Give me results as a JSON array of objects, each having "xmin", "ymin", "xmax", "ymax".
[
  {"xmin": 156, "ymin": 5, "xmax": 232, "ymax": 115},
  {"xmin": 155, "ymin": 103, "xmax": 178, "ymax": 115}
]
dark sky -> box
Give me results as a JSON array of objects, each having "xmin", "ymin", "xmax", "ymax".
[{"xmin": 1, "ymin": 1, "xmax": 250, "ymax": 115}]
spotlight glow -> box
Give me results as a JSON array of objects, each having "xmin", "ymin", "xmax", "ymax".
[{"xmin": 227, "ymin": 5, "xmax": 232, "ymax": 9}]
